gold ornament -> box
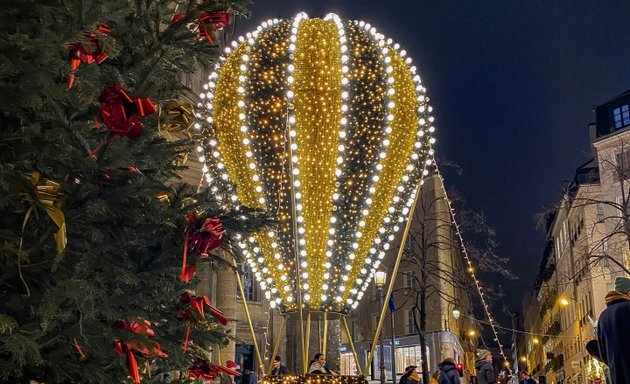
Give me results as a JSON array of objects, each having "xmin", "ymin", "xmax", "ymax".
[
  {"xmin": 173, "ymin": 150, "xmax": 189, "ymax": 166},
  {"xmin": 161, "ymin": 100, "xmax": 195, "ymax": 137}
]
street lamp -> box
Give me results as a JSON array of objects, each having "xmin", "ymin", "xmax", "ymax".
[
  {"xmin": 452, "ymin": 308, "xmax": 461, "ymax": 320},
  {"xmin": 374, "ymin": 270, "xmax": 387, "ymax": 384}
]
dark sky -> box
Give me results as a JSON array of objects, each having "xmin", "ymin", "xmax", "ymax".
[{"xmin": 238, "ymin": 0, "xmax": 630, "ymax": 324}]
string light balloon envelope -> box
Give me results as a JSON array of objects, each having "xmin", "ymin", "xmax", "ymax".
[{"xmin": 195, "ymin": 12, "xmax": 436, "ymax": 377}]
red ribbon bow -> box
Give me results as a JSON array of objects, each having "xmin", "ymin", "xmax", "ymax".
[
  {"xmin": 67, "ymin": 24, "xmax": 110, "ymax": 88},
  {"xmin": 189, "ymin": 358, "xmax": 219, "ymax": 380},
  {"xmin": 98, "ymin": 84, "xmax": 156, "ymax": 140},
  {"xmin": 197, "ymin": 11, "xmax": 229, "ymax": 45},
  {"xmin": 180, "ymin": 215, "xmax": 225, "ymax": 282},
  {"xmin": 113, "ymin": 319, "xmax": 167, "ymax": 384},
  {"xmin": 179, "ymin": 292, "xmax": 227, "ymax": 352},
  {"xmin": 188, "ymin": 359, "xmax": 242, "ymax": 381}
]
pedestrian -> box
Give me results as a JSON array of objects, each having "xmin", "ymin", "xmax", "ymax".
[
  {"xmin": 597, "ymin": 275, "xmax": 630, "ymax": 384},
  {"xmin": 241, "ymin": 370, "xmax": 257, "ymax": 384},
  {"xmin": 308, "ymin": 353, "xmax": 336, "ymax": 375},
  {"xmin": 430, "ymin": 370, "xmax": 440, "ymax": 384},
  {"xmin": 475, "ymin": 349, "xmax": 496, "ymax": 384},
  {"xmin": 438, "ymin": 358, "xmax": 461, "ymax": 384},
  {"xmin": 400, "ymin": 365, "xmax": 418, "ymax": 384},
  {"xmin": 518, "ymin": 371, "xmax": 537, "ymax": 384},
  {"xmin": 271, "ymin": 355, "xmax": 288, "ymax": 376}
]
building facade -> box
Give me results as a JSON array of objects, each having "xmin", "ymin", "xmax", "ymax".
[
  {"xmin": 520, "ymin": 90, "xmax": 630, "ymax": 384},
  {"xmin": 343, "ymin": 173, "xmax": 477, "ymax": 383}
]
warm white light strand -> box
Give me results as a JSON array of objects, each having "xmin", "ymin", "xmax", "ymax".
[{"xmin": 433, "ymin": 157, "xmax": 512, "ymax": 373}]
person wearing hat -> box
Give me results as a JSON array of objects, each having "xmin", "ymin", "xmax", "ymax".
[
  {"xmin": 518, "ymin": 371, "xmax": 537, "ymax": 384},
  {"xmin": 399, "ymin": 365, "xmax": 418, "ymax": 384},
  {"xmin": 271, "ymin": 355, "xmax": 288, "ymax": 376},
  {"xmin": 597, "ymin": 275, "xmax": 630, "ymax": 384},
  {"xmin": 474, "ymin": 349, "xmax": 496, "ymax": 384},
  {"xmin": 438, "ymin": 358, "xmax": 461, "ymax": 384}
]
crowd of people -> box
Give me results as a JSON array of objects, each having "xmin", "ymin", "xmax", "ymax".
[{"xmin": 265, "ymin": 276, "xmax": 630, "ymax": 384}]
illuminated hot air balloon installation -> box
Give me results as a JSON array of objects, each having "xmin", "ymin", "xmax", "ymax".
[{"xmin": 195, "ymin": 12, "xmax": 436, "ymax": 374}]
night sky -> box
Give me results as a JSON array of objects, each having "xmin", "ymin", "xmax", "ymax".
[{"xmin": 238, "ymin": 0, "xmax": 630, "ymax": 326}]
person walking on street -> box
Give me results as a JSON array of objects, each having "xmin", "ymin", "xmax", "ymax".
[
  {"xmin": 271, "ymin": 355, "xmax": 288, "ymax": 376},
  {"xmin": 518, "ymin": 371, "xmax": 537, "ymax": 384},
  {"xmin": 475, "ymin": 349, "xmax": 496, "ymax": 384},
  {"xmin": 438, "ymin": 358, "xmax": 461, "ymax": 384},
  {"xmin": 597, "ymin": 276, "xmax": 630, "ymax": 384},
  {"xmin": 399, "ymin": 365, "xmax": 418, "ymax": 384}
]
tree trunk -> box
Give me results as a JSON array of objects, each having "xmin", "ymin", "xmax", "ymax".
[
  {"xmin": 419, "ymin": 283, "xmax": 429, "ymax": 384},
  {"xmin": 413, "ymin": 288, "xmax": 430, "ymax": 384}
]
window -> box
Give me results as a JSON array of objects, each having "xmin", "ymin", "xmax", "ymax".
[
  {"xmin": 616, "ymin": 150, "xmax": 630, "ymax": 179},
  {"xmin": 236, "ymin": 264, "xmax": 259, "ymax": 302},
  {"xmin": 613, "ymin": 105, "xmax": 630, "ymax": 129},
  {"xmin": 404, "ymin": 271, "xmax": 415, "ymax": 288},
  {"xmin": 406, "ymin": 309, "xmax": 417, "ymax": 335},
  {"xmin": 597, "ymin": 203, "xmax": 605, "ymax": 222}
]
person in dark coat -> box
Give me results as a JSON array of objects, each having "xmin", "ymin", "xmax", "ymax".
[
  {"xmin": 597, "ymin": 276, "xmax": 630, "ymax": 384},
  {"xmin": 518, "ymin": 371, "xmax": 537, "ymax": 384},
  {"xmin": 474, "ymin": 349, "xmax": 496, "ymax": 384},
  {"xmin": 308, "ymin": 353, "xmax": 336, "ymax": 375},
  {"xmin": 271, "ymin": 355, "xmax": 288, "ymax": 376},
  {"xmin": 438, "ymin": 358, "xmax": 461, "ymax": 384},
  {"xmin": 399, "ymin": 365, "xmax": 418, "ymax": 384},
  {"xmin": 241, "ymin": 370, "xmax": 257, "ymax": 384}
]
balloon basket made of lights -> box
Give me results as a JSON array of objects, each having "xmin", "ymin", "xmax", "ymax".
[{"xmin": 261, "ymin": 375, "xmax": 367, "ymax": 384}]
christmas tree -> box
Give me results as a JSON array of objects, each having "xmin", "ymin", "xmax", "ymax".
[{"xmin": 0, "ymin": 0, "xmax": 261, "ymax": 382}]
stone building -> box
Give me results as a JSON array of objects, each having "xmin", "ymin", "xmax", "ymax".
[
  {"xmin": 520, "ymin": 90, "xmax": 630, "ymax": 384},
  {"xmin": 343, "ymin": 173, "xmax": 477, "ymax": 383}
]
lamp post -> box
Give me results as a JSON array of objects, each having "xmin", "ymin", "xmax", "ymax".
[
  {"xmin": 375, "ymin": 271, "xmax": 387, "ymax": 384},
  {"xmin": 445, "ymin": 304, "xmax": 461, "ymax": 332}
]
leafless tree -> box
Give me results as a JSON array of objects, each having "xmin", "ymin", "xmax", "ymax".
[
  {"xmin": 397, "ymin": 170, "xmax": 514, "ymax": 384},
  {"xmin": 542, "ymin": 140, "xmax": 630, "ymax": 281}
]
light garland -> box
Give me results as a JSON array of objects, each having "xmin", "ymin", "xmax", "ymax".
[
  {"xmin": 261, "ymin": 375, "xmax": 367, "ymax": 384},
  {"xmin": 196, "ymin": 13, "xmax": 434, "ymax": 314},
  {"xmin": 433, "ymin": 158, "xmax": 511, "ymax": 373}
]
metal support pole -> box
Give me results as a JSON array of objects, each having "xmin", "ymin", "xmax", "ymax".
[
  {"xmin": 378, "ymin": 287, "xmax": 386, "ymax": 384},
  {"xmin": 233, "ymin": 259, "xmax": 265, "ymax": 374},
  {"xmin": 342, "ymin": 317, "xmax": 363, "ymax": 375},
  {"xmin": 366, "ymin": 181, "xmax": 423, "ymax": 371},
  {"xmin": 267, "ymin": 317, "xmax": 287, "ymax": 375},
  {"xmin": 305, "ymin": 311, "xmax": 312, "ymax": 371},
  {"xmin": 390, "ymin": 308, "xmax": 397, "ymax": 382},
  {"xmin": 322, "ymin": 311, "xmax": 328, "ymax": 355},
  {"xmin": 318, "ymin": 320, "xmax": 322, "ymax": 352}
]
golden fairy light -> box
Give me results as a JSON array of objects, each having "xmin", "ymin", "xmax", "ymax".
[{"xmin": 195, "ymin": 13, "xmax": 435, "ymax": 314}]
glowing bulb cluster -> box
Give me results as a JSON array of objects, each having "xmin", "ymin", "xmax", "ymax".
[{"xmin": 196, "ymin": 13, "xmax": 436, "ymax": 314}]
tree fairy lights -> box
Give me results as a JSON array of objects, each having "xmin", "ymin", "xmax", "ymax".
[{"xmin": 196, "ymin": 13, "xmax": 435, "ymax": 314}]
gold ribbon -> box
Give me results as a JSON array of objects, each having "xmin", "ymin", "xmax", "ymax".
[
  {"xmin": 29, "ymin": 172, "xmax": 67, "ymax": 253},
  {"xmin": 161, "ymin": 100, "xmax": 195, "ymax": 137},
  {"xmin": 173, "ymin": 150, "xmax": 189, "ymax": 166},
  {"xmin": 157, "ymin": 192, "xmax": 171, "ymax": 205}
]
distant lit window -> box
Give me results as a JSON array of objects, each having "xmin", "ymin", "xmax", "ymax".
[
  {"xmin": 237, "ymin": 264, "xmax": 259, "ymax": 302},
  {"xmin": 613, "ymin": 105, "xmax": 630, "ymax": 129}
]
